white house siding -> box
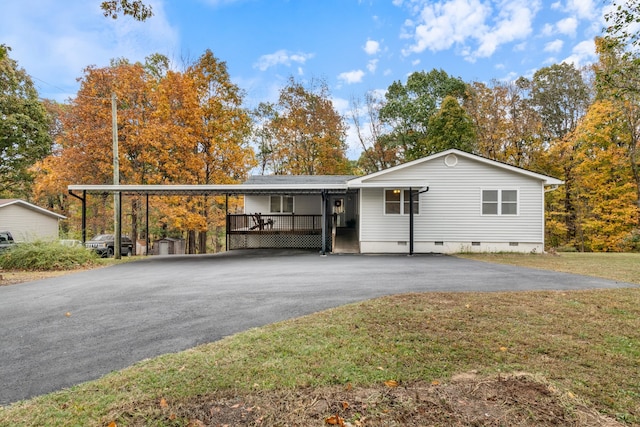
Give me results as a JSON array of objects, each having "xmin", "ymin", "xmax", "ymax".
[
  {"xmin": 0, "ymin": 204, "xmax": 60, "ymax": 242},
  {"xmin": 358, "ymin": 155, "xmax": 545, "ymax": 254},
  {"xmin": 244, "ymin": 195, "xmax": 321, "ymax": 215}
]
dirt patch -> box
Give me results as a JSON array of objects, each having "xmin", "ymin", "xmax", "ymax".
[
  {"xmin": 112, "ymin": 373, "xmax": 622, "ymax": 426},
  {"xmin": 0, "ymin": 270, "xmax": 74, "ymax": 286}
]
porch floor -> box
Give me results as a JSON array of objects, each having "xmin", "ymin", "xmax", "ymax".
[{"xmin": 333, "ymin": 228, "xmax": 359, "ymax": 254}]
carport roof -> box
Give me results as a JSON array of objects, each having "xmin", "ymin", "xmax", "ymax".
[
  {"xmin": 68, "ymin": 180, "xmax": 354, "ymax": 196},
  {"xmin": 68, "ymin": 175, "xmax": 359, "ymax": 196}
]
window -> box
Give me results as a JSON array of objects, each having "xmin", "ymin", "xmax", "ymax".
[
  {"xmin": 270, "ymin": 195, "xmax": 294, "ymax": 213},
  {"xmin": 482, "ymin": 189, "xmax": 518, "ymax": 215},
  {"xmin": 385, "ymin": 189, "xmax": 419, "ymax": 215}
]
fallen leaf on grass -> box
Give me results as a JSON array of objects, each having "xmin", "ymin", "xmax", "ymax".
[
  {"xmin": 384, "ymin": 380, "xmax": 399, "ymax": 388},
  {"xmin": 107, "ymin": 422, "xmax": 117, "ymax": 427},
  {"xmin": 159, "ymin": 397, "xmax": 168, "ymax": 408},
  {"xmin": 325, "ymin": 414, "xmax": 345, "ymax": 426}
]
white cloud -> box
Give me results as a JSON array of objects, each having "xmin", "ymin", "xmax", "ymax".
[
  {"xmin": 402, "ymin": 0, "xmax": 491, "ymax": 54},
  {"xmin": 556, "ymin": 17, "xmax": 578, "ymax": 36},
  {"xmin": 0, "ymin": 0, "xmax": 178, "ymax": 101},
  {"xmin": 544, "ymin": 39, "xmax": 564, "ymax": 53},
  {"xmin": 253, "ymin": 49, "xmax": 315, "ymax": 71},
  {"xmin": 338, "ymin": 69, "xmax": 365, "ymax": 84},
  {"xmin": 565, "ymin": 0, "xmax": 597, "ymax": 19},
  {"xmin": 541, "ymin": 23, "xmax": 555, "ymax": 37},
  {"xmin": 367, "ymin": 59, "xmax": 379, "ymax": 73},
  {"xmin": 474, "ymin": 0, "xmax": 540, "ymax": 59},
  {"xmin": 400, "ymin": 0, "xmax": 540, "ymax": 61},
  {"xmin": 364, "ymin": 39, "xmax": 381, "ymax": 55},
  {"xmin": 562, "ymin": 39, "xmax": 596, "ymax": 67}
]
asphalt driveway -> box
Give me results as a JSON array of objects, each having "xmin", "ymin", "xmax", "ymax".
[{"xmin": 0, "ymin": 250, "xmax": 636, "ymax": 405}]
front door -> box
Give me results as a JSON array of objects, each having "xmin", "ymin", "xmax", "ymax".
[{"xmin": 331, "ymin": 196, "xmax": 346, "ymax": 227}]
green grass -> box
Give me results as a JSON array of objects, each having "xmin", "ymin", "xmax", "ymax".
[
  {"xmin": 1, "ymin": 253, "xmax": 639, "ymax": 426},
  {"xmin": 457, "ymin": 252, "xmax": 640, "ymax": 285}
]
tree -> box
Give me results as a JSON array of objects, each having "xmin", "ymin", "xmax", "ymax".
[
  {"xmin": 604, "ymin": 0, "xmax": 640, "ymax": 50},
  {"xmin": 529, "ymin": 63, "xmax": 591, "ymax": 141},
  {"xmin": 0, "ymin": 48, "xmax": 51, "ymax": 198},
  {"xmin": 528, "ymin": 63, "xmax": 592, "ymax": 246},
  {"xmin": 594, "ymin": 37, "xmax": 640, "ymax": 228},
  {"xmin": 186, "ymin": 50, "xmax": 255, "ymax": 252},
  {"xmin": 100, "ymin": 0, "xmax": 153, "ymax": 20},
  {"xmin": 379, "ymin": 69, "xmax": 468, "ymax": 160},
  {"xmin": 255, "ymin": 77, "xmax": 350, "ymax": 175},
  {"xmin": 349, "ymin": 91, "xmax": 398, "ymax": 173},
  {"xmin": 572, "ymin": 100, "xmax": 638, "ymax": 251},
  {"xmin": 425, "ymin": 96, "xmax": 476, "ymax": 153},
  {"xmin": 34, "ymin": 52, "xmax": 255, "ymax": 252}
]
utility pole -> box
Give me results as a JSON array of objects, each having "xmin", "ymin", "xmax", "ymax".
[{"xmin": 112, "ymin": 92, "xmax": 121, "ymax": 259}]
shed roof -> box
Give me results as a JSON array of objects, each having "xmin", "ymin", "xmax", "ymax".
[{"xmin": 0, "ymin": 199, "xmax": 66, "ymax": 219}]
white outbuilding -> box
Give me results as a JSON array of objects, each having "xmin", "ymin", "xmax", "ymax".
[{"xmin": 0, "ymin": 199, "xmax": 66, "ymax": 242}]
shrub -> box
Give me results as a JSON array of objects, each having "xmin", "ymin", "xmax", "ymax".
[{"xmin": 0, "ymin": 240, "xmax": 98, "ymax": 271}]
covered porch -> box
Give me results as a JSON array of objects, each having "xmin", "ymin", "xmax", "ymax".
[
  {"xmin": 68, "ymin": 176, "xmax": 359, "ymax": 255},
  {"xmin": 227, "ymin": 213, "xmax": 324, "ymax": 250}
]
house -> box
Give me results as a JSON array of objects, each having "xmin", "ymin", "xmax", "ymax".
[
  {"xmin": 235, "ymin": 149, "xmax": 563, "ymax": 254},
  {"xmin": 0, "ymin": 199, "xmax": 66, "ymax": 242},
  {"xmin": 67, "ymin": 149, "xmax": 563, "ymax": 255}
]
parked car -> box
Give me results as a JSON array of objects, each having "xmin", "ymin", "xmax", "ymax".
[
  {"xmin": 60, "ymin": 239, "xmax": 83, "ymax": 247},
  {"xmin": 85, "ymin": 234, "xmax": 133, "ymax": 257},
  {"xmin": 0, "ymin": 230, "xmax": 15, "ymax": 253}
]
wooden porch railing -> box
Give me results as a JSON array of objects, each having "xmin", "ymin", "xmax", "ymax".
[{"xmin": 227, "ymin": 214, "xmax": 323, "ymax": 234}]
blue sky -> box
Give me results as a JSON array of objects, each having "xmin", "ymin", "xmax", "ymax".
[{"xmin": 2, "ymin": 0, "xmax": 609, "ymax": 157}]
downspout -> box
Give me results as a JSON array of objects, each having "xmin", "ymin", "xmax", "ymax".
[
  {"xmin": 409, "ymin": 187, "xmax": 414, "ymax": 255},
  {"xmin": 68, "ymin": 189, "xmax": 87, "ymax": 243},
  {"xmin": 145, "ymin": 194, "xmax": 149, "ymax": 255},
  {"xmin": 544, "ymin": 185, "xmax": 559, "ymax": 193},
  {"xmin": 409, "ymin": 186, "xmax": 429, "ymax": 256}
]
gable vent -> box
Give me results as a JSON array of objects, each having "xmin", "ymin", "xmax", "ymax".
[{"xmin": 444, "ymin": 154, "xmax": 458, "ymax": 167}]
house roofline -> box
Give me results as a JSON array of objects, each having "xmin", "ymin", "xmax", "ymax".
[
  {"xmin": 0, "ymin": 199, "xmax": 66, "ymax": 219},
  {"xmin": 347, "ymin": 149, "xmax": 564, "ymax": 186}
]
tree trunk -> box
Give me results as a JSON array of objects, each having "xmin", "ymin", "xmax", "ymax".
[
  {"xmin": 198, "ymin": 230, "xmax": 207, "ymax": 254},
  {"xmin": 215, "ymin": 225, "xmax": 223, "ymax": 253},
  {"xmin": 187, "ymin": 230, "xmax": 196, "ymax": 254}
]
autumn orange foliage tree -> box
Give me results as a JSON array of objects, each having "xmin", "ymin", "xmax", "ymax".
[
  {"xmin": 254, "ymin": 77, "xmax": 350, "ymax": 175},
  {"xmin": 572, "ymin": 100, "xmax": 638, "ymax": 251},
  {"xmin": 33, "ymin": 51, "xmax": 255, "ymax": 253}
]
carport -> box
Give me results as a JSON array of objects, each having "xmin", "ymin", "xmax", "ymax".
[{"xmin": 68, "ymin": 182, "xmax": 353, "ymax": 256}]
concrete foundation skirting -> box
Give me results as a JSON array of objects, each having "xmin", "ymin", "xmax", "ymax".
[{"xmin": 359, "ymin": 241, "xmax": 544, "ymax": 254}]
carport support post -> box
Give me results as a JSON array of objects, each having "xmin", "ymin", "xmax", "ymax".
[
  {"xmin": 145, "ymin": 194, "xmax": 149, "ymax": 256},
  {"xmin": 409, "ymin": 187, "xmax": 414, "ymax": 255},
  {"xmin": 82, "ymin": 190, "xmax": 86, "ymax": 244},
  {"xmin": 321, "ymin": 191, "xmax": 327, "ymax": 255},
  {"xmin": 68, "ymin": 189, "xmax": 87, "ymax": 243},
  {"xmin": 112, "ymin": 92, "xmax": 121, "ymax": 259}
]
